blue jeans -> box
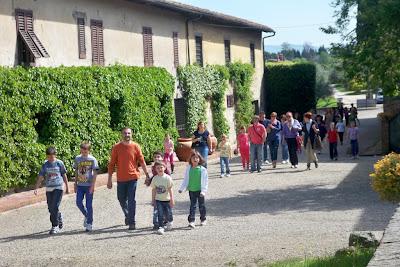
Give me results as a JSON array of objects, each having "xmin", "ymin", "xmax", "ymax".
[
  {"xmin": 268, "ymin": 139, "xmax": 279, "ymax": 161},
  {"xmin": 220, "ymin": 157, "xmax": 230, "ymax": 175},
  {"xmin": 188, "ymin": 191, "xmax": 206, "ymax": 223},
  {"xmin": 46, "ymin": 189, "xmax": 63, "ymax": 227},
  {"xmin": 263, "ymin": 142, "xmax": 269, "ymax": 161},
  {"xmin": 195, "ymin": 146, "xmax": 209, "ymax": 168},
  {"xmin": 117, "ymin": 180, "xmax": 137, "ymax": 225},
  {"xmin": 156, "ymin": 201, "xmax": 173, "ymax": 227},
  {"xmin": 282, "ymin": 142, "xmax": 289, "ymax": 161},
  {"xmin": 250, "ymin": 143, "xmax": 263, "ymax": 172},
  {"xmin": 351, "ymin": 140, "xmax": 359, "ymax": 156},
  {"xmin": 76, "ymin": 186, "xmax": 94, "ymax": 224}
]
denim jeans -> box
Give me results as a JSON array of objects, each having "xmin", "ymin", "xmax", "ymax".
[
  {"xmin": 117, "ymin": 180, "xmax": 137, "ymax": 225},
  {"xmin": 46, "ymin": 189, "xmax": 63, "ymax": 227},
  {"xmin": 76, "ymin": 186, "xmax": 94, "ymax": 224},
  {"xmin": 188, "ymin": 191, "xmax": 206, "ymax": 223},
  {"xmin": 263, "ymin": 142, "xmax": 269, "ymax": 161},
  {"xmin": 268, "ymin": 139, "xmax": 279, "ymax": 161},
  {"xmin": 195, "ymin": 146, "xmax": 209, "ymax": 168},
  {"xmin": 250, "ymin": 143, "xmax": 263, "ymax": 172},
  {"xmin": 351, "ymin": 140, "xmax": 359, "ymax": 156},
  {"xmin": 282, "ymin": 142, "xmax": 289, "ymax": 161},
  {"xmin": 220, "ymin": 157, "xmax": 230, "ymax": 175},
  {"xmin": 156, "ymin": 201, "xmax": 173, "ymax": 227}
]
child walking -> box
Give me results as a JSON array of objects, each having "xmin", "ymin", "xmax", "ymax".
[
  {"xmin": 237, "ymin": 126, "xmax": 250, "ymax": 171},
  {"xmin": 179, "ymin": 151, "xmax": 209, "ymax": 228},
  {"xmin": 327, "ymin": 122, "xmax": 338, "ymax": 161},
  {"xmin": 151, "ymin": 161, "xmax": 174, "ymax": 235},
  {"xmin": 348, "ymin": 122, "xmax": 359, "ymax": 159},
  {"xmin": 73, "ymin": 142, "xmax": 99, "ymax": 232},
  {"xmin": 163, "ymin": 133, "xmax": 175, "ymax": 174},
  {"xmin": 336, "ymin": 119, "xmax": 346, "ymax": 145},
  {"xmin": 34, "ymin": 147, "xmax": 70, "ymax": 234},
  {"xmin": 145, "ymin": 151, "xmax": 170, "ymax": 229},
  {"xmin": 218, "ymin": 134, "xmax": 232, "ymax": 177}
]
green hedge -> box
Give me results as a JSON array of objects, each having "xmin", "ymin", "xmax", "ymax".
[
  {"xmin": 265, "ymin": 62, "xmax": 316, "ymax": 116},
  {"xmin": 0, "ymin": 66, "xmax": 176, "ymax": 193}
]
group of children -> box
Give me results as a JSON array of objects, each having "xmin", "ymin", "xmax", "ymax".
[{"xmin": 35, "ymin": 134, "xmax": 209, "ymax": 236}]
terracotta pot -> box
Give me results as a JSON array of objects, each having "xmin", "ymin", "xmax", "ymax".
[
  {"xmin": 176, "ymin": 138, "xmax": 193, "ymax": 162},
  {"xmin": 209, "ymin": 135, "xmax": 218, "ymax": 155}
]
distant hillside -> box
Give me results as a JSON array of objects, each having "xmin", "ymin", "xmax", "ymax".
[{"xmin": 265, "ymin": 44, "xmax": 317, "ymax": 53}]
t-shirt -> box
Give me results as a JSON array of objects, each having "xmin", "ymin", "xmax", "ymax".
[
  {"xmin": 164, "ymin": 139, "xmax": 174, "ymax": 154},
  {"xmin": 219, "ymin": 141, "xmax": 232, "ymax": 158},
  {"xmin": 248, "ymin": 123, "xmax": 266, "ymax": 145},
  {"xmin": 188, "ymin": 166, "xmax": 202, "ymax": 192},
  {"xmin": 328, "ymin": 130, "xmax": 338, "ymax": 143},
  {"xmin": 108, "ymin": 142, "xmax": 145, "ymax": 181},
  {"xmin": 348, "ymin": 127, "xmax": 359, "ymax": 140},
  {"xmin": 237, "ymin": 133, "xmax": 249, "ymax": 150},
  {"xmin": 38, "ymin": 159, "xmax": 66, "ymax": 192},
  {"xmin": 151, "ymin": 174, "xmax": 173, "ymax": 201},
  {"xmin": 192, "ymin": 130, "xmax": 209, "ymax": 148},
  {"xmin": 336, "ymin": 122, "xmax": 345, "ymax": 133},
  {"xmin": 73, "ymin": 155, "xmax": 99, "ymax": 187}
]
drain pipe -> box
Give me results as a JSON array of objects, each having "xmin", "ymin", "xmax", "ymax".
[
  {"xmin": 185, "ymin": 14, "xmax": 203, "ymax": 65},
  {"xmin": 262, "ymin": 31, "xmax": 276, "ymax": 67}
]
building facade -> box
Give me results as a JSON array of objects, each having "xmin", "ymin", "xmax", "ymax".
[{"xmin": 0, "ymin": 0, "xmax": 274, "ymax": 140}]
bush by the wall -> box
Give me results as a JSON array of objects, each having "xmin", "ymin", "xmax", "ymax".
[
  {"xmin": 265, "ymin": 62, "xmax": 316, "ymax": 116},
  {"xmin": 0, "ymin": 65, "xmax": 176, "ymax": 194}
]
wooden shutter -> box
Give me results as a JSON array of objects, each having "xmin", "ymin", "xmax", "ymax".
[
  {"xmin": 77, "ymin": 17, "xmax": 86, "ymax": 59},
  {"xmin": 91, "ymin": 20, "xmax": 104, "ymax": 66},
  {"xmin": 173, "ymin": 32, "xmax": 179, "ymax": 68},
  {"xmin": 227, "ymin": 94, "xmax": 234, "ymax": 108},
  {"xmin": 143, "ymin": 27, "xmax": 153, "ymax": 67},
  {"xmin": 224, "ymin": 39, "xmax": 231, "ymax": 65},
  {"xmin": 195, "ymin": 35, "xmax": 203, "ymax": 66},
  {"xmin": 250, "ymin": 43, "xmax": 255, "ymax": 67}
]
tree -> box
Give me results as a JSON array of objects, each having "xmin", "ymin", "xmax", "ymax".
[{"xmin": 322, "ymin": 0, "xmax": 400, "ymax": 96}]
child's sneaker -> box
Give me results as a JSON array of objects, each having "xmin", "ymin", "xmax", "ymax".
[
  {"xmin": 157, "ymin": 227, "xmax": 165, "ymax": 235},
  {"xmin": 188, "ymin": 222, "xmax": 196, "ymax": 229},
  {"xmin": 200, "ymin": 220, "xmax": 207, "ymax": 226},
  {"xmin": 83, "ymin": 217, "xmax": 88, "ymax": 228},
  {"xmin": 49, "ymin": 226, "xmax": 60, "ymax": 235},
  {"xmin": 220, "ymin": 174, "xmax": 224, "ymax": 178},
  {"xmin": 225, "ymin": 174, "xmax": 231, "ymax": 177},
  {"xmin": 166, "ymin": 222, "xmax": 173, "ymax": 231},
  {"xmin": 86, "ymin": 224, "xmax": 93, "ymax": 232}
]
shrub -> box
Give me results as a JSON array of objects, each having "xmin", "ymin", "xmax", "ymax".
[
  {"xmin": 370, "ymin": 152, "xmax": 400, "ymax": 202},
  {"xmin": 0, "ymin": 65, "xmax": 176, "ymax": 194},
  {"xmin": 265, "ymin": 62, "xmax": 316, "ymax": 116}
]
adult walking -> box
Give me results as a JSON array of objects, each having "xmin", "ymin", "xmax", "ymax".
[
  {"xmin": 267, "ymin": 112, "xmax": 282, "ymax": 168},
  {"xmin": 302, "ymin": 112, "xmax": 319, "ymax": 170},
  {"xmin": 191, "ymin": 121, "xmax": 212, "ymax": 168},
  {"xmin": 107, "ymin": 127, "xmax": 150, "ymax": 230},
  {"xmin": 282, "ymin": 112, "xmax": 302, "ymax": 169},
  {"xmin": 280, "ymin": 114, "xmax": 289, "ymax": 164},
  {"xmin": 259, "ymin": 112, "xmax": 270, "ymax": 165},
  {"xmin": 248, "ymin": 116, "xmax": 266, "ymax": 173}
]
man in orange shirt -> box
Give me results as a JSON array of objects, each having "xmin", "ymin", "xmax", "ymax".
[{"xmin": 108, "ymin": 127, "xmax": 150, "ymax": 230}]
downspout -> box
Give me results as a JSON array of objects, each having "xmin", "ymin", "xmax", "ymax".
[
  {"xmin": 185, "ymin": 15, "xmax": 203, "ymax": 65},
  {"xmin": 262, "ymin": 31, "xmax": 276, "ymax": 67}
]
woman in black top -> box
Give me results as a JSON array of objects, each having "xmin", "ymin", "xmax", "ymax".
[
  {"xmin": 191, "ymin": 121, "xmax": 212, "ymax": 168},
  {"xmin": 302, "ymin": 112, "xmax": 319, "ymax": 170}
]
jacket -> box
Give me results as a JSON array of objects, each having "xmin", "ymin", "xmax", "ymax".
[
  {"xmin": 179, "ymin": 165, "xmax": 209, "ymax": 195},
  {"xmin": 302, "ymin": 120, "xmax": 318, "ymax": 149}
]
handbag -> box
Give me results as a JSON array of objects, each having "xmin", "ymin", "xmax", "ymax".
[
  {"xmin": 314, "ymin": 134, "xmax": 322, "ymax": 151},
  {"xmin": 296, "ymin": 135, "xmax": 303, "ymax": 152}
]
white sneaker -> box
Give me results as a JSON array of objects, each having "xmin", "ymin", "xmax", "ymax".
[
  {"xmin": 166, "ymin": 222, "xmax": 173, "ymax": 230},
  {"xmin": 265, "ymin": 160, "xmax": 271, "ymax": 165},
  {"xmin": 188, "ymin": 222, "xmax": 196, "ymax": 229},
  {"xmin": 86, "ymin": 224, "xmax": 93, "ymax": 232},
  {"xmin": 49, "ymin": 226, "xmax": 60, "ymax": 235},
  {"xmin": 294, "ymin": 165, "xmax": 298, "ymax": 168},
  {"xmin": 291, "ymin": 165, "xmax": 295, "ymax": 169},
  {"xmin": 225, "ymin": 174, "xmax": 231, "ymax": 177},
  {"xmin": 220, "ymin": 174, "xmax": 224, "ymax": 178},
  {"xmin": 200, "ymin": 220, "xmax": 207, "ymax": 226},
  {"xmin": 282, "ymin": 160, "xmax": 288, "ymax": 164},
  {"xmin": 157, "ymin": 227, "xmax": 165, "ymax": 235},
  {"xmin": 83, "ymin": 217, "xmax": 88, "ymax": 228}
]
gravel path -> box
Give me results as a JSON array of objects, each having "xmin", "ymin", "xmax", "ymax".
[{"xmin": 0, "ymin": 110, "xmax": 396, "ymax": 267}]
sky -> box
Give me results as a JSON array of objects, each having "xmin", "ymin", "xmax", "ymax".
[{"xmin": 176, "ymin": 0, "xmax": 343, "ymax": 49}]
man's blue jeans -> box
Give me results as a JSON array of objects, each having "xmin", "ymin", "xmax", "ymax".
[
  {"xmin": 220, "ymin": 157, "xmax": 230, "ymax": 175},
  {"xmin": 263, "ymin": 142, "xmax": 269, "ymax": 161},
  {"xmin": 76, "ymin": 186, "xmax": 94, "ymax": 224},
  {"xmin": 117, "ymin": 180, "xmax": 137, "ymax": 225},
  {"xmin": 156, "ymin": 201, "xmax": 173, "ymax": 228},
  {"xmin": 250, "ymin": 143, "xmax": 263, "ymax": 172},
  {"xmin": 268, "ymin": 139, "xmax": 280, "ymax": 161}
]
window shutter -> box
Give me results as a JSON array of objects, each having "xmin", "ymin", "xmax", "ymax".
[
  {"xmin": 224, "ymin": 39, "xmax": 231, "ymax": 65},
  {"xmin": 173, "ymin": 32, "xmax": 179, "ymax": 68},
  {"xmin": 195, "ymin": 35, "xmax": 203, "ymax": 67},
  {"xmin": 97, "ymin": 21, "xmax": 104, "ymax": 65},
  {"xmin": 77, "ymin": 17, "xmax": 86, "ymax": 59},
  {"xmin": 25, "ymin": 11, "xmax": 49, "ymax": 57},
  {"xmin": 91, "ymin": 20, "xmax": 104, "ymax": 66},
  {"xmin": 250, "ymin": 43, "xmax": 255, "ymax": 67},
  {"xmin": 143, "ymin": 27, "xmax": 153, "ymax": 67},
  {"xmin": 227, "ymin": 94, "xmax": 234, "ymax": 108}
]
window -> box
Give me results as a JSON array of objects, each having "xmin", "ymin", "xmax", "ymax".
[
  {"xmin": 252, "ymin": 100, "xmax": 259, "ymax": 115},
  {"xmin": 143, "ymin": 27, "xmax": 153, "ymax": 67},
  {"xmin": 15, "ymin": 9, "xmax": 49, "ymax": 66},
  {"xmin": 173, "ymin": 32, "xmax": 179, "ymax": 68},
  {"xmin": 195, "ymin": 35, "xmax": 203, "ymax": 66},
  {"xmin": 226, "ymin": 94, "xmax": 234, "ymax": 108},
  {"xmin": 174, "ymin": 98, "xmax": 187, "ymax": 137},
  {"xmin": 250, "ymin": 43, "xmax": 255, "ymax": 67},
  {"xmin": 90, "ymin": 20, "xmax": 104, "ymax": 66},
  {"xmin": 77, "ymin": 17, "xmax": 86, "ymax": 59},
  {"xmin": 224, "ymin": 39, "xmax": 231, "ymax": 65}
]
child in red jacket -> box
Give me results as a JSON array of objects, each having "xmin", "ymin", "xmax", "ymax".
[{"xmin": 327, "ymin": 122, "xmax": 338, "ymax": 160}]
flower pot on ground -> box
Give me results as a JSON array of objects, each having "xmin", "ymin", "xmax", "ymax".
[
  {"xmin": 209, "ymin": 135, "xmax": 217, "ymax": 155},
  {"xmin": 176, "ymin": 138, "xmax": 193, "ymax": 162}
]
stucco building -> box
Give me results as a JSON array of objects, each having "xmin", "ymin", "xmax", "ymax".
[{"xmin": 0, "ymin": 0, "xmax": 275, "ymax": 139}]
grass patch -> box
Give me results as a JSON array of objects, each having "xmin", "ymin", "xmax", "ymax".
[
  {"xmin": 262, "ymin": 247, "xmax": 375, "ymax": 267},
  {"xmin": 317, "ymin": 96, "xmax": 337, "ymax": 109}
]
